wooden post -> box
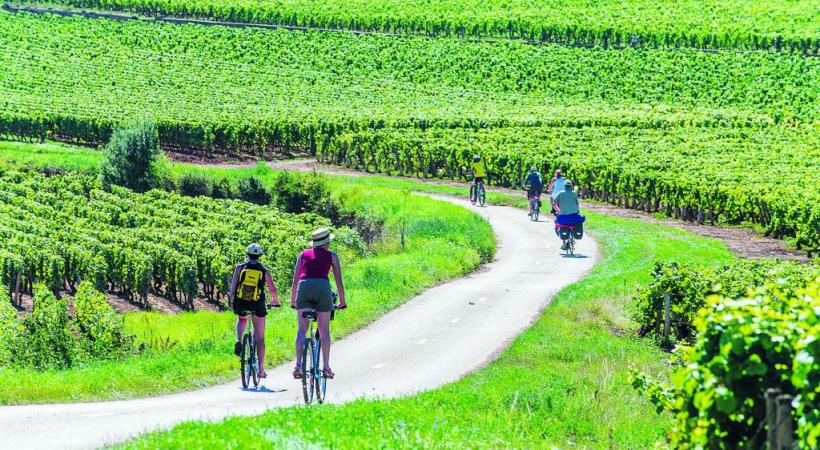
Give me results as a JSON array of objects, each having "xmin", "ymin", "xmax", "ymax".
[
  {"xmin": 13, "ymin": 272, "xmax": 21, "ymax": 307},
  {"xmin": 765, "ymin": 388, "xmax": 781, "ymax": 448},
  {"xmin": 775, "ymin": 394, "xmax": 793, "ymax": 449},
  {"xmin": 662, "ymin": 293, "xmax": 672, "ymax": 348}
]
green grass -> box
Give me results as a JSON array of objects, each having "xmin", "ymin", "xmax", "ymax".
[
  {"xmin": 119, "ymin": 209, "xmax": 737, "ymax": 449},
  {"xmin": 0, "ymin": 140, "xmax": 102, "ymax": 170},
  {"xmin": 0, "ymin": 157, "xmax": 494, "ymax": 403}
]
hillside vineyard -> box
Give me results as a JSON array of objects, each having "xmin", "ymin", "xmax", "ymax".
[{"xmin": 0, "ymin": 11, "xmax": 817, "ymax": 250}]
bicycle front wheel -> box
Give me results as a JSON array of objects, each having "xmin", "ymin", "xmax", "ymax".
[
  {"xmin": 240, "ymin": 334, "xmax": 252, "ymax": 389},
  {"xmin": 478, "ymin": 185, "xmax": 486, "ymax": 207},
  {"xmin": 301, "ymin": 339, "xmax": 314, "ymax": 404},
  {"xmin": 315, "ymin": 340, "xmax": 327, "ymax": 403}
]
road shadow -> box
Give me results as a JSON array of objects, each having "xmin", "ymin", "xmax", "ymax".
[
  {"xmin": 242, "ymin": 385, "xmax": 287, "ymax": 394},
  {"xmin": 561, "ymin": 253, "xmax": 589, "ymax": 259}
]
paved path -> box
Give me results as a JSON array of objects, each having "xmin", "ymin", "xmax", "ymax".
[{"xmin": 0, "ymin": 195, "xmax": 598, "ymax": 449}]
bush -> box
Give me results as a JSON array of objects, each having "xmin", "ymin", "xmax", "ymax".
[
  {"xmin": 210, "ymin": 177, "xmax": 235, "ymax": 199},
  {"xmin": 99, "ymin": 121, "xmax": 161, "ymax": 192},
  {"xmin": 631, "ymin": 279, "xmax": 819, "ymax": 449},
  {"xmin": 178, "ymin": 173, "xmax": 211, "ymax": 197},
  {"xmin": 74, "ymin": 281, "xmax": 133, "ymax": 361},
  {"xmin": 0, "ymin": 285, "xmax": 23, "ymax": 366},
  {"xmin": 21, "ymin": 285, "xmax": 76, "ymax": 370},
  {"xmin": 237, "ymin": 176, "xmax": 271, "ymax": 205}
]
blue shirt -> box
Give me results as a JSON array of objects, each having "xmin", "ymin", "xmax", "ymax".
[{"xmin": 550, "ymin": 177, "xmax": 566, "ymax": 197}]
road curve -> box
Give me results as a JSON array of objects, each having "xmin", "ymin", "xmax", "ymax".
[{"xmin": 0, "ymin": 195, "xmax": 598, "ymax": 449}]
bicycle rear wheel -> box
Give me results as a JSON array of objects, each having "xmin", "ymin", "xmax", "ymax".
[
  {"xmin": 251, "ymin": 337, "xmax": 260, "ymax": 388},
  {"xmin": 301, "ymin": 339, "xmax": 314, "ymax": 404},
  {"xmin": 240, "ymin": 333, "xmax": 252, "ymax": 389},
  {"xmin": 478, "ymin": 184, "xmax": 486, "ymax": 206},
  {"xmin": 532, "ymin": 205, "xmax": 539, "ymax": 221},
  {"xmin": 315, "ymin": 339, "xmax": 327, "ymax": 403}
]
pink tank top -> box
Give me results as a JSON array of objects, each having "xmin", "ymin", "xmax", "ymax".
[{"xmin": 299, "ymin": 247, "xmax": 332, "ymax": 280}]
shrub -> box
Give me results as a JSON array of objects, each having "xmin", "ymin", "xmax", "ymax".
[
  {"xmin": 21, "ymin": 285, "xmax": 76, "ymax": 370},
  {"xmin": 237, "ymin": 176, "xmax": 271, "ymax": 205},
  {"xmin": 0, "ymin": 285, "xmax": 23, "ymax": 366},
  {"xmin": 632, "ymin": 279, "xmax": 819, "ymax": 449},
  {"xmin": 210, "ymin": 177, "xmax": 235, "ymax": 199},
  {"xmin": 74, "ymin": 281, "xmax": 133, "ymax": 361},
  {"xmin": 99, "ymin": 120, "xmax": 161, "ymax": 192},
  {"xmin": 178, "ymin": 173, "xmax": 211, "ymax": 197}
]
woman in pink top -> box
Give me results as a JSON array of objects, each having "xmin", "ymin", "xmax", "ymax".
[{"xmin": 290, "ymin": 227, "xmax": 347, "ymax": 379}]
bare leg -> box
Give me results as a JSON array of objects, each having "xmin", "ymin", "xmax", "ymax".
[
  {"xmin": 294, "ymin": 308, "xmax": 311, "ymax": 369},
  {"xmin": 236, "ymin": 316, "xmax": 248, "ymax": 343},
  {"xmin": 253, "ymin": 315, "xmax": 266, "ymax": 376},
  {"xmin": 317, "ymin": 311, "xmax": 332, "ymax": 371}
]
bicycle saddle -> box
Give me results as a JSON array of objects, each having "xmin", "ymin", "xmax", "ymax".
[{"xmin": 301, "ymin": 311, "xmax": 317, "ymax": 320}]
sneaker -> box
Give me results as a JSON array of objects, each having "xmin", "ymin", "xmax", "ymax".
[
  {"xmin": 561, "ymin": 242, "xmax": 568, "ymax": 250},
  {"xmin": 233, "ymin": 341, "xmax": 242, "ymax": 356}
]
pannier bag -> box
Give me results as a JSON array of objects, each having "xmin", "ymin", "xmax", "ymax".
[
  {"xmin": 573, "ymin": 222, "xmax": 584, "ymax": 240},
  {"xmin": 237, "ymin": 267, "xmax": 264, "ymax": 301}
]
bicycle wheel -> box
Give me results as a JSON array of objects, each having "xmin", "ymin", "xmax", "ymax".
[
  {"xmin": 478, "ymin": 184, "xmax": 486, "ymax": 206},
  {"xmin": 301, "ymin": 339, "xmax": 314, "ymax": 404},
  {"xmin": 250, "ymin": 336, "xmax": 260, "ymax": 388},
  {"xmin": 240, "ymin": 333, "xmax": 252, "ymax": 389},
  {"xmin": 315, "ymin": 338, "xmax": 327, "ymax": 403},
  {"xmin": 532, "ymin": 205, "xmax": 539, "ymax": 221},
  {"xmin": 469, "ymin": 185, "xmax": 476, "ymax": 204}
]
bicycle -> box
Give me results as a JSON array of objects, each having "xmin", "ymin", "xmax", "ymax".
[
  {"xmin": 527, "ymin": 191, "xmax": 541, "ymax": 221},
  {"xmin": 238, "ymin": 310, "xmax": 260, "ymax": 389},
  {"xmin": 555, "ymin": 224, "xmax": 576, "ymax": 256},
  {"xmin": 470, "ymin": 178, "xmax": 486, "ymax": 207},
  {"xmin": 299, "ymin": 296, "xmax": 340, "ymax": 404},
  {"xmin": 237, "ymin": 303, "xmax": 279, "ymax": 389}
]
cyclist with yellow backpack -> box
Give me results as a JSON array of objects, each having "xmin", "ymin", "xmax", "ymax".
[{"xmin": 230, "ymin": 243, "xmax": 281, "ymax": 378}]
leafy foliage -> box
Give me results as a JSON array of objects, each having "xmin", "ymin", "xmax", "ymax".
[
  {"xmin": 632, "ymin": 279, "xmax": 819, "ymax": 449},
  {"xmin": 21, "ymin": 285, "xmax": 75, "ymax": 369},
  {"xmin": 74, "ymin": 281, "xmax": 133, "ymax": 360},
  {"xmin": 20, "ymin": 0, "xmax": 820, "ymax": 52},
  {"xmin": 99, "ymin": 121, "xmax": 161, "ymax": 193},
  {"xmin": 635, "ymin": 260, "xmax": 819, "ymax": 345}
]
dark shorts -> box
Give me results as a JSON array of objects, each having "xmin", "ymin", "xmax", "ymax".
[
  {"xmin": 295, "ymin": 278, "xmax": 334, "ymax": 312},
  {"xmin": 233, "ymin": 298, "xmax": 267, "ymax": 317}
]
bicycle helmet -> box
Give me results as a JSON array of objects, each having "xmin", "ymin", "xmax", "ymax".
[
  {"xmin": 472, "ymin": 155, "xmax": 481, "ymax": 162},
  {"xmin": 246, "ymin": 243, "xmax": 264, "ymax": 257},
  {"xmin": 530, "ymin": 166, "xmax": 538, "ymax": 172},
  {"xmin": 565, "ymin": 180, "xmax": 573, "ymax": 189}
]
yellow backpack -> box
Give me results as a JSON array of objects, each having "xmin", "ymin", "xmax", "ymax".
[{"xmin": 236, "ymin": 266, "xmax": 265, "ymax": 301}]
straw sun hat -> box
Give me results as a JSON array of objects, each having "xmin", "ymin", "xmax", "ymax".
[{"xmin": 310, "ymin": 228, "xmax": 335, "ymax": 247}]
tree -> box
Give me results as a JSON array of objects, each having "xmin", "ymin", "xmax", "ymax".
[{"xmin": 100, "ymin": 121, "xmax": 161, "ymax": 192}]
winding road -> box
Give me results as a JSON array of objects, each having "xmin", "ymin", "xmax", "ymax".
[{"xmin": 0, "ymin": 195, "xmax": 598, "ymax": 449}]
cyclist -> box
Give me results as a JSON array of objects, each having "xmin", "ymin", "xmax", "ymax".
[
  {"xmin": 547, "ymin": 169, "xmax": 567, "ymax": 214},
  {"xmin": 470, "ymin": 155, "xmax": 487, "ymax": 192},
  {"xmin": 230, "ymin": 243, "xmax": 281, "ymax": 379},
  {"xmin": 523, "ymin": 166, "xmax": 544, "ymax": 216},
  {"xmin": 554, "ymin": 181, "xmax": 585, "ymax": 250},
  {"xmin": 291, "ymin": 228, "xmax": 347, "ymax": 380}
]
